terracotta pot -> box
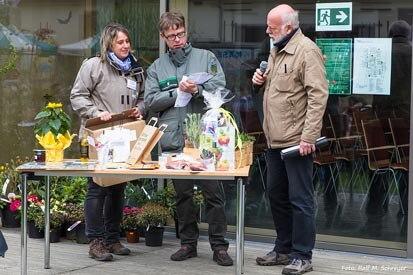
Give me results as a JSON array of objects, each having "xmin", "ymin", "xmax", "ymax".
[{"xmin": 125, "ymin": 230, "xmax": 139, "ymax": 243}]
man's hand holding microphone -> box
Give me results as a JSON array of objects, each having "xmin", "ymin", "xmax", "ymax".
[{"xmin": 252, "ymin": 61, "xmax": 268, "ymax": 87}]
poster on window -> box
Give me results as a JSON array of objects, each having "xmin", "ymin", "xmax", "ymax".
[
  {"xmin": 352, "ymin": 38, "xmax": 392, "ymax": 95},
  {"xmin": 316, "ymin": 38, "xmax": 352, "ymax": 95}
]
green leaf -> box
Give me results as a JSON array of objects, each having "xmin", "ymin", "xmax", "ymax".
[
  {"xmin": 49, "ymin": 119, "xmax": 62, "ymax": 132},
  {"xmin": 34, "ymin": 110, "xmax": 50, "ymax": 120}
]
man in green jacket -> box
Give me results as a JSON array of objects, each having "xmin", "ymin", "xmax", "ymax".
[{"xmin": 144, "ymin": 11, "xmax": 233, "ymax": 266}]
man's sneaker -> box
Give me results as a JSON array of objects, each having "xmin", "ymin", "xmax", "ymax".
[
  {"xmin": 88, "ymin": 239, "xmax": 113, "ymax": 261},
  {"xmin": 256, "ymin": 250, "xmax": 290, "ymax": 266},
  {"xmin": 104, "ymin": 242, "xmax": 131, "ymax": 255},
  {"xmin": 170, "ymin": 245, "xmax": 197, "ymax": 261},
  {"xmin": 213, "ymin": 250, "xmax": 233, "ymax": 266},
  {"xmin": 282, "ymin": 258, "xmax": 313, "ymax": 275}
]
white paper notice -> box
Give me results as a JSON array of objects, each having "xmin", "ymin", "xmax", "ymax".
[
  {"xmin": 174, "ymin": 73, "xmax": 215, "ymax": 107},
  {"xmin": 352, "ymin": 38, "xmax": 392, "ymax": 95},
  {"xmin": 186, "ymin": 72, "xmax": 214, "ymax": 84},
  {"xmin": 175, "ymin": 75, "xmax": 193, "ymax": 107}
]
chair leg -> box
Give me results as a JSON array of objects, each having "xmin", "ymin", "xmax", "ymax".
[
  {"xmin": 360, "ymin": 171, "xmax": 378, "ymax": 210},
  {"xmin": 254, "ymin": 153, "xmax": 266, "ymax": 192},
  {"xmin": 384, "ymin": 169, "xmax": 405, "ymax": 215}
]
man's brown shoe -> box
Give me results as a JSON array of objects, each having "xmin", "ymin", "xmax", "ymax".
[
  {"xmin": 89, "ymin": 239, "xmax": 113, "ymax": 261},
  {"xmin": 213, "ymin": 250, "xmax": 233, "ymax": 266},
  {"xmin": 104, "ymin": 242, "xmax": 131, "ymax": 255},
  {"xmin": 170, "ymin": 246, "xmax": 197, "ymax": 261},
  {"xmin": 256, "ymin": 250, "xmax": 290, "ymax": 266}
]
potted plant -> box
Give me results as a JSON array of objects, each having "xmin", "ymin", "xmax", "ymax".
[
  {"xmin": 121, "ymin": 206, "xmax": 143, "ymax": 243},
  {"xmin": 34, "ymin": 102, "xmax": 75, "ymax": 162},
  {"xmin": 234, "ymin": 132, "xmax": 256, "ymax": 168},
  {"xmin": 0, "ymin": 156, "xmax": 30, "ymax": 228},
  {"xmin": 137, "ymin": 202, "xmax": 170, "ymax": 246},
  {"xmin": 33, "ymin": 206, "xmax": 65, "ymax": 243},
  {"xmin": 62, "ymin": 203, "xmax": 84, "ymax": 241},
  {"xmin": 184, "ymin": 113, "xmax": 201, "ymax": 157},
  {"xmin": 184, "ymin": 113, "xmax": 201, "ymax": 148},
  {"xmin": 26, "ymin": 195, "xmax": 45, "ymax": 239},
  {"xmin": 1, "ymin": 193, "xmax": 22, "ymax": 228}
]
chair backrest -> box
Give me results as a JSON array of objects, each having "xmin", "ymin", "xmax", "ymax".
[
  {"xmin": 353, "ymin": 110, "xmax": 375, "ymax": 136},
  {"xmin": 353, "ymin": 110, "xmax": 375, "ymax": 148},
  {"xmin": 389, "ymin": 117, "xmax": 409, "ymax": 146},
  {"xmin": 328, "ymin": 113, "xmax": 359, "ymax": 153},
  {"xmin": 361, "ymin": 119, "xmax": 395, "ymax": 171},
  {"xmin": 388, "ymin": 117, "xmax": 410, "ymax": 162},
  {"xmin": 239, "ymin": 110, "xmax": 266, "ymax": 154}
]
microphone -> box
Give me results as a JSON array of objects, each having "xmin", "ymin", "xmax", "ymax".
[
  {"xmin": 280, "ymin": 137, "xmax": 329, "ymax": 160},
  {"xmin": 259, "ymin": 61, "xmax": 268, "ymax": 74}
]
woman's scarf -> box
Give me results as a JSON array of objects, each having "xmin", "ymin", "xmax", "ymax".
[{"xmin": 108, "ymin": 51, "xmax": 132, "ymax": 72}]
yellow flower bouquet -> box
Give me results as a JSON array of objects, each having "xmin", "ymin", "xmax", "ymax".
[{"xmin": 34, "ymin": 102, "xmax": 76, "ymax": 162}]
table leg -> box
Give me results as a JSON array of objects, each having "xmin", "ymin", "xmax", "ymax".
[
  {"xmin": 236, "ymin": 177, "xmax": 245, "ymax": 275},
  {"xmin": 44, "ymin": 176, "xmax": 50, "ymax": 269},
  {"xmin": 20, "ymin": 173, "xmax": 28, "ymax": 275}
]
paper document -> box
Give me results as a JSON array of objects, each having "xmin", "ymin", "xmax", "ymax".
[
  {"xmin": 186, "ymin": 72, "xmax": 214, "ymax": 84},
  {"xmin": 174, "ymin": 73, "xmax": 215, "ymax": 107}
]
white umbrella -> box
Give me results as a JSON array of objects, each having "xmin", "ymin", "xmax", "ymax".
[
  {"xmin": 0, "ymin": 23, "xmax": 36, "ymax": 53},
  {"xmin": 57, "ymin": 36, "xmax": 99, "ymax": 56}
]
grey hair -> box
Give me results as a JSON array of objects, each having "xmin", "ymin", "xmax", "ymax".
[
  {"xmin": 282, "ymin": 10, "xmax": 299, "ymax": 29},
  {"xmin": 99, "ymin": 23, "xmax": 131, "ymax": 62}
]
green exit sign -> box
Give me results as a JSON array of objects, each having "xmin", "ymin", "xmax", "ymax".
[{"xmin": 316, "ymin": 2, "xmax": 352, "ymax": 32}]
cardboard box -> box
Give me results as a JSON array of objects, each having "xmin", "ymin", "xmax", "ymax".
[{"xmin": 84, "ymin": 109, "xmax": 146, "ymax": 187}]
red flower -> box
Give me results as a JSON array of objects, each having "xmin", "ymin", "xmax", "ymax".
[
  {"xmin": 10, "ymin": 200, "xmax": 21, "ymax": 212},
  {"xmin": 27, "ymin": 195, "xmax": 39, "ymax": 203}
]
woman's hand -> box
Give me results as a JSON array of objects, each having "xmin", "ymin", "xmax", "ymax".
[
  {"xmin": 130, "ymin": 107, "xmax": 143, "ymax": 120},
  {"xmin": 98, "ymin": 111, "xmax": 113, "ymax": 121}
]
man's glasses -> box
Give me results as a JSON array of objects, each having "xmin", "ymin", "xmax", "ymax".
[{"xmin": 164, "ymin": 31, "xmax": 186, "ymax": 41}]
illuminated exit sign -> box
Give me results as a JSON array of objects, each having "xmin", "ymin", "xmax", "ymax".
[{"xmin": 316, "ymin": 2, "xmax": 352, "ymax": 31}]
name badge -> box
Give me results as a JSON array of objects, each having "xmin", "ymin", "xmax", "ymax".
[{"xmin": 127, "ymin": 79, "xmax": 137, "ymax": 90}]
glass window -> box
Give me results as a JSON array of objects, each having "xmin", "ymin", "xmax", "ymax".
[
  {"xmin": 189, "ymin": 0, "xmax": 411, "ymax": 250},
  {"xmin": 0, "ymin": 0, "xmax": 159, "ymax": 163}
]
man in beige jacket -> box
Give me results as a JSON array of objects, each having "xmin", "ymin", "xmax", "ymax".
[{"xmin": 252, "ymin": 4, "xmax": 328, "ymax": 275}]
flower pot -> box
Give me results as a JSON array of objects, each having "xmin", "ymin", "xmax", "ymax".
[
  {"xmin": 50, "ymin": 228, "xmax": 61, "ymax": 243},
  {"xmin": 46, "ymin": 149, "xmax": 64, "ymax": 162},
  {"xmin": 66, "ymin": 227, "xmax": 77, "ymax": 240},
  {"xmin": 75, "ymin": 222, "xmax": 88, "ymax": 244},
  {"xmin": 28, "ymin": 220, "xmax": 44, "ymax": 239},
  {"xmin": 145, "ymin": 227, "xmax": 164, "ymax": 247},
  {"xmin": 125, "ymin": 230, "xmax": 139, "ymax": 243},
  {"xmin": 1, "ymin": 207, "xmax": 20, "ymax": 228},
  {"xmin": 62, "ymin": 222, "xmax": 76, "ymax": 240}
]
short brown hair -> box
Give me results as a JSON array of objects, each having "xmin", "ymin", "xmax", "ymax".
[{"xmin": 158, "ymin": 11, "xmax": 185, "ymax": 33}]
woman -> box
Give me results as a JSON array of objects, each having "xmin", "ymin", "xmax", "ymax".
[{"xmin": 70, "ymin": 23, "xmax": 145, "ymax": 261}]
